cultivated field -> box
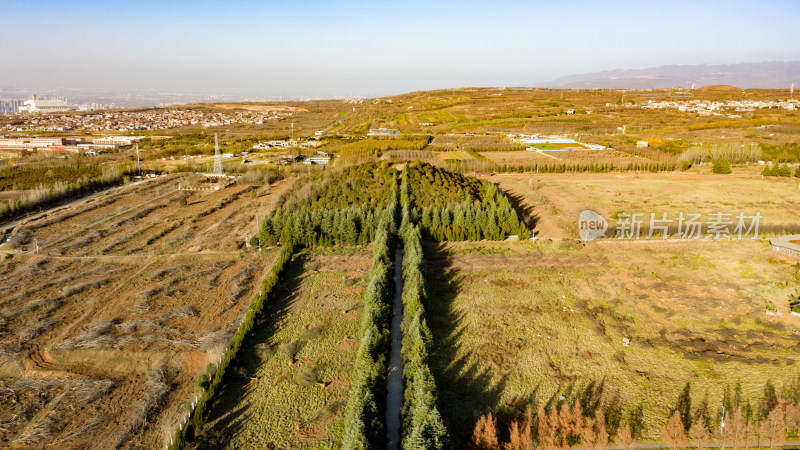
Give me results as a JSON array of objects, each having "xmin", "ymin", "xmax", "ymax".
[
  {"xmin": 425, "ymin": 239, "xmax": 800, "ymax": 445},
  {"xmin": 199, "ymin": 246, "xmax": 373, "ymax": 448},
  {"xmin": 480, "ymin": 149, "xmax": 652, "ymax": 166},
  {"xmin": 0, "ymin": 174, "xmax": 293, "ymax": 448},
  {"xmin": 490, "ymin": 170, "xmax": 800, "ymax": 239}
]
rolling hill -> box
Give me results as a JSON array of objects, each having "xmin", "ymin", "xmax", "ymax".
[{"xmin": 544, "ymin": 61, "xmax": 800, "ymax": 89}]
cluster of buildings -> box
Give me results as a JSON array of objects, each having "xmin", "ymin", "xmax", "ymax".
[
  {"xmin": 252, "ymin": 140, "xmax": 298, "ymax": 150},
  {"xmin": 0, "ymin": 98, "xmax": 25, "ymax": 113},
  {"xmin": 1, "ymin": 107, "xmax": 292, "ymax": 133},
  {"xmin": 252, "ymin": 139, "xmax": 322, "ymax": 151},
  {"xmin": 637, "ymin": 99, "xmax": 799, "ymax": 116},
  {"xmin": 2, "ymin": 95, "xmax": 110, "ymax": 114},
  {"xmin": 270, "ymin": 151, "xmax": 332, "ymax": 166},
  {"xmin": 0, "ymin": 135, "xmax": 148, "ymax": 153}
]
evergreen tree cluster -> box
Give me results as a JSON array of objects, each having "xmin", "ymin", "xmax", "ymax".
[
  {"xmin": 403, "ymin": 162, "xmax": 530, "ymax": 241},
  {"xmin": 711, "ymin": 159, "xmax": 732, "ymax": 174},
  {"xmin": 341, "ymin": 200, "xmax": 398, "ymax": 449},
  {"xmin": 259, "ymin": 204, "xmax": 393, "ymax": 247},
  {"xmin": 762, "ymin": 163, "xmax": 799, "ymax": 177},
  {"xmin": 398, "ymin": 207, "xmax": 449, "ymax": 449},
  {"xmin": 403, "ymin": 160, "xmax": 484, "ymax": 209},
  {"xmin": 259, "ymin": 162, "xmax": 400, "ymax": 247},
  {"xmin": 308, "ymin": 162, "xmax": 398, "ymax": 210}
]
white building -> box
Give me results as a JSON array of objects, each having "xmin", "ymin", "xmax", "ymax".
[
  {"xmin": 368, "ymin": 128, "xmax": 400, "ymax": 138},
  {"xmin": 94, "ymin": 136, "xmax": 145, "ymax": 146},
  {"xmin": 18, "ymin": 95, "xmax": 70, "ymax": 114}
]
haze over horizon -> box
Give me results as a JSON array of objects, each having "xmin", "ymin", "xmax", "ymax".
[{"xmin": 2, "ymin": 0, "xmax": 800, "ymax": 98}]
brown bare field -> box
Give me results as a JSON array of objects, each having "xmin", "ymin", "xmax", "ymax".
[
  {"xmin": 210, "ymin": 103, "xmax": 308, "ymax": 113},
  {"xmin": 424, "ymin": 239, "xmax": 800, "ymax": 445},
  {"xmin": 0, "ymin": 175, "xmax": 294, "ymax": 448},
  {"xmin": 435, "ymin": 150, "xmax": 472, "ymax": 162},
  {"xmin": 381, "ymin": 150, "xmax": 440, "ymax": 165},
  {"xmin": 480, "ymin": 149, "xmax": 652, "ymax": 166},
  {"xmin": 490, "ymin": 171, "xmax": 800, "ymax": 239}
]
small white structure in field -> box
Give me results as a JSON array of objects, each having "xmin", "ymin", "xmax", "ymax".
[
  {"xmin": 368, "ymin": 128, "xmax": 400, "ymax": 137},
  {"xmin": 636, "ymin": 141, "xmax": 649, "ymax": 148}
]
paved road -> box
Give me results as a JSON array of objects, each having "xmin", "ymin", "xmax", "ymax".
[{"xmin": 385, "ymin": 244, "xmax": 404, "ymax": 450}]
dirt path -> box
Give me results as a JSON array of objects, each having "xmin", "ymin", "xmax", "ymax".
[{"xmin": 386, "ymin": 244, "xmax": 404, "ymax": 450}]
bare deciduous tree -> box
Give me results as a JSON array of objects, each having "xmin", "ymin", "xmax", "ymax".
[
  {"xmin": 689, "ymin": 416, "xmax": 710, "ymax": 450},
  {"xmin": 581, "ymin": 416, "xmax": 596, "ymax": 449},
  {"xmin": 469, "ymin": 412, "xmax": 500, "ymax": 450},
  {"xmin": 538, "ymin": 405, "xmax": 557, "ymax": 450},
  {"xmin": 731, "ymin": 406, "xmax": 744, "ymax": 450},
  {"xmin": 663, "ymin": 410, "xmax": 688, "ymax": 450},
  {"xmin": 742, "ymin": 419, "xmax": 755, "ymax": 450},
  {"xmin": 595, "ymin": 410, "xmax": 609, "ymax": 450},
  {"xmin": 616, "ymin": 424, "xmax": 634, "ymax": 450},
  {"xmin": 759, "ymin": 401, "xmax": 786, "ymax": 450},
  {"xmin": 505, "ymin": 418, "xmax": 533, "ymax": 450}
]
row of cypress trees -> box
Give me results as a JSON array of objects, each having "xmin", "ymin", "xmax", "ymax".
[
  {"xmin": 167, "ymin": 242, "xmax": 296, "ymax": 449},
  {"xmin": 762, "ymin": 163, "xmax": 800, "ymax": 177},
  {"xmin": 341, "ymin": 190, "xmax": 398, "ymax": 449},
  {"xmin": 398, "ymin": 201, "xmax": 450, "ymax": 449},
  {"xmin": 449, "ymin": 160, "xmax": 678, "ymax": 174},
  {"xmin": 417, "ymin": 201, "xmax": 530, "ymax": 241}
]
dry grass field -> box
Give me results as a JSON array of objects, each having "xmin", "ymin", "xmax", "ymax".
[
  {"xmin": 490, "ymin": 170, "xmax": 800, "ymax": 239},
  {"xmin": 424, "ymin": 239, "xmax": 800, "ymax": 445},
  {"xmin": 480, "ymin": 149, "xmax": 651, "ymax": 166},
  {"xmin": 199, "ymin": 246, "xmax": 373, "ymax": 448},
  {"xmin": 0, "ymin": 175, "xmax": 293, "ymax": 448}
]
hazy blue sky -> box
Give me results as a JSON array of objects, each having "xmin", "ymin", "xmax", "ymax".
[{"xmin": 1, "ymin": 0, "xmax": 799, "ymax": 97}]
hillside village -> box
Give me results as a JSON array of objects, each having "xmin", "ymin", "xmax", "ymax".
[
  {"xmin": 0, "ymin": 107, "xmax": 294, "ymax": 133},
  {"xmin": 637, "ymin": 98, "xmax": 798, "ymax": 115}
]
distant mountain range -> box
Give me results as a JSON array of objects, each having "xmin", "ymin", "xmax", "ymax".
[{"xmin": 542, "ymin": 61, "xmax": 800, "ymax": 89}]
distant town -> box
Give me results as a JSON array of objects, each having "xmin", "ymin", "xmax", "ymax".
[
  {"xmin": 633, "ymin": 98, "xmax": 798, "ymax": 116},
  {"xmin": 0, "ymin": 135, "xmax": 149, "ymax": 154},
  {"xmin": 0, "ymin": 95, "xmax": 294, "ymax": 132}
]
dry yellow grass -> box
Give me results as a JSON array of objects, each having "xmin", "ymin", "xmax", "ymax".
[
  {"xmin": 425, "ymin": 239, "xmax": 800, "ymax": 445},
  {"xmin": 491, "ymin": 171, "xmax": 800, "ymax": 239}
]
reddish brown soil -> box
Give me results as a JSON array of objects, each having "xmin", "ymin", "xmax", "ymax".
[{"xmin": 0, "ymin": 176, "xmax": 294, "ymax": 448}]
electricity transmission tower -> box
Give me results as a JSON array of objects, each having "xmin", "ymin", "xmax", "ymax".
[{"xmin": 213, "ymin": 133, "xmax": 223, "ymax": 175}]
